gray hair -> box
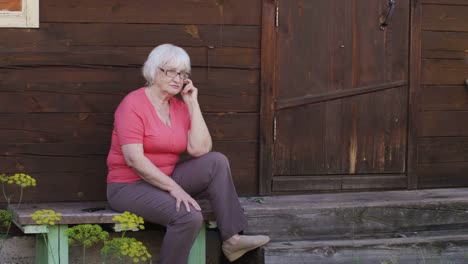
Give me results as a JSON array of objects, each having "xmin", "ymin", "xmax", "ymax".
[{"xmin": 142, "ymin": 44, "xmax": 191, "ymax": 85}]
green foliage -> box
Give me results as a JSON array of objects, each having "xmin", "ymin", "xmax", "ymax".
[
  {"xmin": 0, "ymin": 210, "xmax": 12, "ymax": 228},
  {"xmin": 112, "ymin": 211, "xmax": 145, "ymax": 231},
  {"xmin": 31, "ymin": 209, "xmax": 62, "ymax": 225},
  {"xmin": 102, "ymin": 212, "xmax": 151, "ymax": 262},
  {"xmin": 0, "ymin": 173, "xmax": 37, "ymax": 188},
  {"xmin": 67, "ymin": 224, "xmax": 109, "ymax": 248},
  {"xmin": 101, "ymin": 237, "xmax": 151, "ymax": 263}
]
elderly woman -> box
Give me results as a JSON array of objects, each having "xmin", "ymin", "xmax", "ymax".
[{"xmin": 106, "ymin": 44, "xmax": 269, "ymax": 264}]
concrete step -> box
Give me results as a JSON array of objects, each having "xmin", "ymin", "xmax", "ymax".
[
  {"xmin": 240, "ymin": 188, "xmax": 468, "ymax": 242},
  {"xmin": 263, "ymin": 230, "xmax": 468, "ymax": 264}
]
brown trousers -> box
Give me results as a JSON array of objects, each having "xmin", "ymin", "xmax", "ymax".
[{"xmin": 107, "ymin": 152, "xmax": 248, "ymax": 264}]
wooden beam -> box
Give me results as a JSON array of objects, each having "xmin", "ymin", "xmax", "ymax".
[
  {"xmin": 41, "ymin": 0, "xmax": 261, "ymax": 25},
  {"xmin": 258, "ymin": 0, "xmax": 277, "ymax": 195},
  {"xmin": 275, "ymin": 81, "xmax": 407, "ymax": 111},
  {"xmin": 271, "ymin": 175, "xmax": 407, "ymax": 192},
  {"xmin": 407, "ymin": 0, "xmax": 423, "ymax": 190}
]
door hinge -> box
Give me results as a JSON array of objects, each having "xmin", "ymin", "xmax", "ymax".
[
  {"xmin": 275, "ymin": 2, "xmax": 279, "ymax": 27},
  {"xmin": 273, "ymin": 116, "xmax": 277, "ymax": 142}
]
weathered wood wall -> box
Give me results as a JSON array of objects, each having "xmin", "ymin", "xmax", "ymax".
[
  {"xmin": 0, "ymin": 0, "xmax": 261, "ymax": 203},
  {"xmin": 414, "ymin": 0, "xmax": 468, "ymax": 188},
  {"xmin": 1, "ymin": 0, "xmax": 467, "ymax": 203}
]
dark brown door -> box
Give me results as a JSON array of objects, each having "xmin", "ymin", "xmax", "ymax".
[{"xmin": 268, "ymin": 0, "xmax": 410, "ymax": 192}]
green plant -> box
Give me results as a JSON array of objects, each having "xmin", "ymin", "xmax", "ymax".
[
  {"xmin": 101, "ymin": 237, "xmax": 151, "ymax": 263},
  {"xmin": 68, "ymin": 224, "xmax": 109, "ymax": 264},
  {"xmin": 0, "ymin": 173, "xmax": 37, "ymax": 255},
  {"xmin": 31, "ymin": 209, "xmax": 62, "ymax": 264},
  {"xmin": 0, "ymin": 210, "xmax": 12, "ymax": 229},
  {"xmin": 1, "ymin": 173, "xmax": 37, "ymax": 208},
  {"xmin": 0, "ymin": 209, "xmax": 13, "ymax": 240},
  {"xmin": 101, "ymin": 212, "xmax": 151, "ymax": 263}
]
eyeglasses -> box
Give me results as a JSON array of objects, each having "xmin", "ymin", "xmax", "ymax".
[{"xmin": 159, "ymin": 68, "xmax": 190, "ymax": 81}]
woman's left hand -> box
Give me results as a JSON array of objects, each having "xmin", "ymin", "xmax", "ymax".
[{"xmin": 181, "ymin": 79, "xmax": 198, "ymax": 105}]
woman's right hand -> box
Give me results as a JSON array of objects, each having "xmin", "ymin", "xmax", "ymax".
[{"xmin": 169, "ymin": 185, "xmax": 201, "ymax": 212}]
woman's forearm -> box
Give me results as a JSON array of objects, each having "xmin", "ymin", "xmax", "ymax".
[
  {"xmin": 128, "ymin": 155, "xmax": 178, "ymax": 192},
  {"xmin": 187, "ymin": 102, "xmax": 212, "ymax": 156}
]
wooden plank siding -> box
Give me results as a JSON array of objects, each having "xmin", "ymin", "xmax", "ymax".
[
  {"xmin": 416, "ymin": 0, "xmax": 468, "ymax": 188},
  {"xmin": 0, "ymin": 0, "xmax": 262, "ymax": 203}
]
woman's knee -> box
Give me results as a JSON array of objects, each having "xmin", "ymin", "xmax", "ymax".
[
  {"xmin": 204, "ymin": 151, "xmax": 230, "ymax": 168},
  {"xmin": 172, "ymin": 210, "xmax": 203, "ymax": 230}
]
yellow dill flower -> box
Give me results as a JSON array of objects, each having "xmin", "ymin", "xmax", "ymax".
[
  {"xmin": 112, "ymin": 211, "xmax": 145, "ymax": 231},
  {"xmin": 31, "ymin": 209, "xmax": 61, "ymax": 225},
  {"xmin": 3, "ymin": 173, "xmax": 37, "ymax": 188},
  {"xmin": 101, "ymin": 237, "xmax": 151, "ymax": 263}
]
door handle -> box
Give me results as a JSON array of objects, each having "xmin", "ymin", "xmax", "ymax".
[
  {"xmin": 380, "ymin": 0, "xmax": 396, "ymax": 30},
  {"xmin": 465, "ymin": 78, "xmax": 468, "ymax": 88}
]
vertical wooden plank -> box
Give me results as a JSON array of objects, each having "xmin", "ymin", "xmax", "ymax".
[
  {"xmin": 408, "ymin": 0, "xmax": 422, "ymax": 189},
  {"xmin": 35, "ymin": 234, "xmax": 48, "ymax": 264},
  {"xmin": 259, "ymin": 0, "xmax": 277, "ymax": 195},
  {"xmin": 34, "ymin": 225, "xmax": 69, "ymax": 263},
  {"xmin": 58, "ymin": 225, "xmax": 69, "ymax": 264},
  {"xmin": 188, "ymin": 225, "xmax": 206, "ymax": 264},
  {"xmin": 48, "ymin": 225, "xmax": 60, "ymax": 264},
  {"xmin": 325, "ymin": 0, "xmax": 353, "ymax": 175},
  {"xmin": 273, "ymin": 104, "xmax": 325, "ymax": 175}
]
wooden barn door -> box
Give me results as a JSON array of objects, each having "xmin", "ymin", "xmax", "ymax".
[{"xmin": 260, "ymin": 0, "xmax": 410, "ymax": 193}]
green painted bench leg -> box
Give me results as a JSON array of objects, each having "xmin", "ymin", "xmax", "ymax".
[
  {"xmin": 188, "ymin": 224, "xmax": 206, "ymax": 264},
  {"xmin": 35, "ymin": 225, "xmax": 68, "ymax": 264}
]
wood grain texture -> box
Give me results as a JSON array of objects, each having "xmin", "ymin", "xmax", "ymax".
[
  {"xmin": 265, "ymin": 235, "xmax": 468, "ymax": 264},
  {"xmin": 0, "ymin": 47, "xmax": 260, "ymax": 69},
  {"xmin": 0, "ymin": 140, "xmax": 258, "ymax": 202},
  {"xmin": 272, "ymin": 175, "xmax": 406, "ymax": 192},
  {"xmin": 417, "ymin": 137, "xmax": 468, "ymax": 164},
  {"xmin": 0, "ymin": 82, "xmax": 259, "ymax": 113},
  {"xmin": 242, "ymin": 188, "xmax": 468, "ymax": 240},
  {"xmin": 408, "ymin": 0, "xmax": 423, "ymax": 189},
  {"xmin": 422, "ymin": 31, "xmax": 468, "ymax": 59},
  {"xmin": 0, "ymin": 67, "xmax": 258, "ymax": 87},
  {"xmin": 40, "ymin": 0, "xmax": 261, "ymax": 25},
  {"xmin": 276, "ymin": 81, "xmax": 407, "ymax": 110},
  {"xmin": 274, "ymin": 87, "xmax": 407, "ymax": 176},
  {"xmin": 269, "ymin": 0, "xmax": 409, "ymax": 192},
  {"xmin": 0, "ymin": 0, "xmax": 262, "ymax": 201},
  {"xmin": 419, "ymin": 111, "xmax": 468, "ymax": 137},
  {"xmin": 9, "ymin": 200, "xmax": 214, "ymax": 225},
  {"xmin": 416, "ymin": 2, "xmax": 468, "ymax": 189},
  {"xmin": 422, "ymin": 0, "xmax": 468, "ymax": 4},
  {"xmin": 0, "ymin": 23, "xmax": 260, "ymax": 49},
  {"xmin": 258, "ymin": 0, "xmax": 276, "ymax": 195},
  {"xmin": 418, "ymin": 162, "xmax": 468, "ymax": 188},
  {"xmin": 422, "ymin": 4, "xmax": 468, "ymax": 32},
  {"xmin": 422, "ymin": 60, "xmax": 468, "ymax": 85},
  {"xmin": 0, "ymin": 112, "xmax": 257, "ymax": 144},
  {"xmin": 421, "ymin": 85, "xmax": 468, "ymax": 111},
  {"xmin": 0, "ymin": 67, "xmax": 260, "ymax": 114}
]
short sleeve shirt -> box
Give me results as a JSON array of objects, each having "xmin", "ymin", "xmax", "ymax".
[{"xmin": 106, "ymin": 87, "xmax": 191, "ymax": 183}]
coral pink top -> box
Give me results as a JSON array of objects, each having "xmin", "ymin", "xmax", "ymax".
[{"xmin": 107, "ymin": 88, "xmax": 191, "ymax": 183}]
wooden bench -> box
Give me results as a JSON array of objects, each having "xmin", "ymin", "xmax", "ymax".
[{"xmin": 8, "ymin": 201, "xmax": 214, "ymax": 264}]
